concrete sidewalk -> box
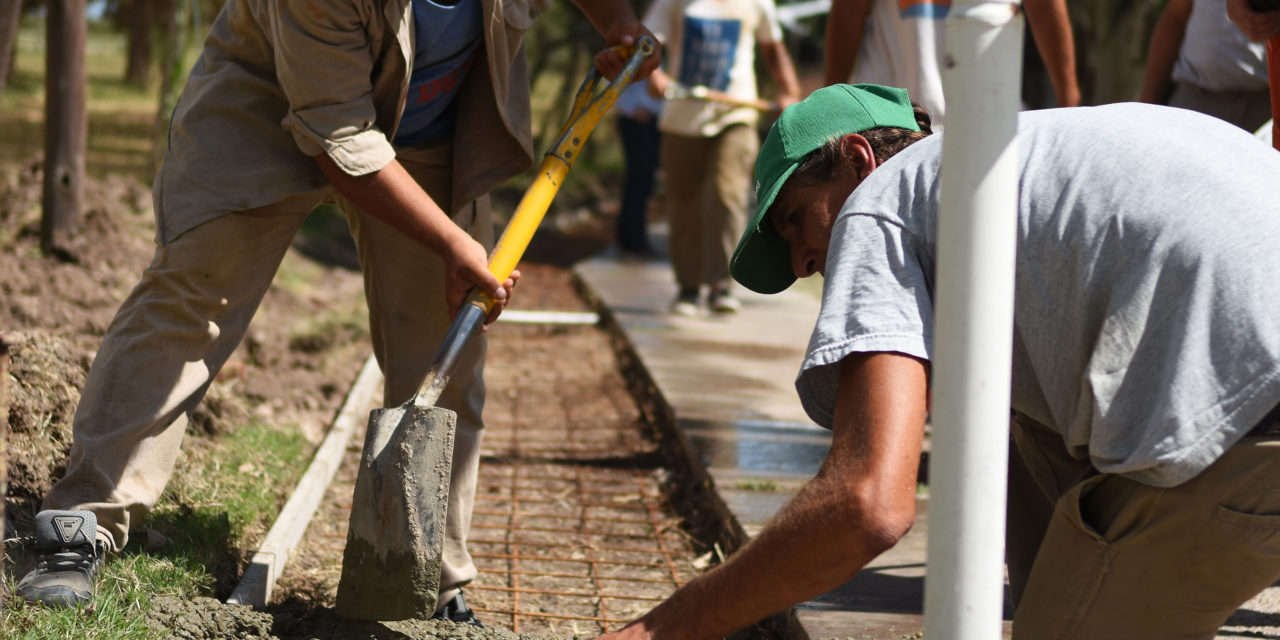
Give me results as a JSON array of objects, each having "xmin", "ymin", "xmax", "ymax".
[{"xmin": 575, "ymin": 234, "xmax": 934, "ymax": 639}]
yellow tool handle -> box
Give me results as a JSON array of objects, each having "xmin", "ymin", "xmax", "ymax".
[{"xmin": 467, "ymin": 36, "xmax": 656, "ymax": 312}]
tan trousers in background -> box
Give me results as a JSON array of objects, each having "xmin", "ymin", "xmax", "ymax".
[
  {"xmin": 1168, "ymin": 82, "xmax": 1272, "ymax": 135},
  {"xmin": 1006, "ymin": 414, "xmax": 1280, "ymax": 640},
  {"xmin": 44, "ymin": 142, "xmax": 489, "ymax": 603},
  {"xmin": 660, "ymin": 124, "xmax": 757, "ymax": 292}
]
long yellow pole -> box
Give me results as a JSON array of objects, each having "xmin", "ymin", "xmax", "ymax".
[{"xmin": 475, "ymin": 36, "xmax": 656, "ymax": 309}]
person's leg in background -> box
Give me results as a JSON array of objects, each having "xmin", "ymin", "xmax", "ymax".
[
  {"xmin": 615, "ymin": 113, "xmax": 662, "ymax": 256},
  {"xmin": 661, "ymin": 133, "xmax": 714, "ymax": 316},
  {"xmin": 704, "ymin": 123, "xmax": 758, "ymax": 315},
  {"xmin": 338, "ymin": 141, "xmax": 492, "ymax": 624}
]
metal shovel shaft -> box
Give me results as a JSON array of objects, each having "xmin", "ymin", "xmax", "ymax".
[{"xmin": 412, "ymin": 301, "xmax": 487, "ymax": 409}]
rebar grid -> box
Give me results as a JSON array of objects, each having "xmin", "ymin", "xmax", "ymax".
[{"xmin": 465, "ymin": 322, "xmax": 701, "ymax": 636}]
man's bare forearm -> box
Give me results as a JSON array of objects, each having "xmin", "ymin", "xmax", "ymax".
[
  {"xmin": 313, "ymin": 154, "xmax": 470, "ymax": 256},
  {"xmin": 599, "ymin": 353, "xmax": 929, "ymax": 640}
]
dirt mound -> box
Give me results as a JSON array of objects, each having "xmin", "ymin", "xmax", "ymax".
[
  {"xmin": 1, "ymin": 159, "xmax": 370, "ymax": 632},
  {"xmin": 2, "ymin": 157, "xmax": 159, "ymax": 527}
]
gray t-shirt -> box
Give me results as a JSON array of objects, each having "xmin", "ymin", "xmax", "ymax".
[{"xmin": 797, "ymin": 103, "xmax": 1280, "ymax": 488}]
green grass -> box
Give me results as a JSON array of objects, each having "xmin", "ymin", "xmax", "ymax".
[
  {"xmin": 160, "ymin": 422, "xmax": 310, "ymax": 541},
  {"xmin": 3, "ymin": 422, "xmax": 308, "ymax": 636},
  {"xmin": 2, "ymin": 548, "xmax": 212, "ymax": 639}
]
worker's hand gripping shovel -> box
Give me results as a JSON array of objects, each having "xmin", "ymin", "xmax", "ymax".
[{"xmin": 335, "ymin": 37, "xmax": 656, "ymax": 622}]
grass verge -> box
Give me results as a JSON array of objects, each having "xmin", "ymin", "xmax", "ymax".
[{"xmin": 3, "ymin": 420, "xmax": 310, "ymax": 638}]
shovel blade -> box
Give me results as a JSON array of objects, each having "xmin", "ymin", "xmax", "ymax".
[{"xmin": 335, "ymin": 404, "xmax": 456, "ymax": 620}]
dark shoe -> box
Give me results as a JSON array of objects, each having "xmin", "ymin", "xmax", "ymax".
[
  {"xmin": 16, "ymin": 510, "xmax": 109, "ymax": 608},
  {"xmin": 432, "ymin": 592, "xmax": 483, "ymax": 627}
]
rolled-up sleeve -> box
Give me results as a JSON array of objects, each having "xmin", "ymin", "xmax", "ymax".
[{"xmin": 267, "ymin": 0, "xmax": 396, "ymax": 175}]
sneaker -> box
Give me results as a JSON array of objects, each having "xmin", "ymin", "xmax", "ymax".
[
  {"xmin": 433, "ymin": 592, "xmax": 483, "ymax": 627},
  {"xmin": 16, "ymin": 510, "xmax": 109, "ymax": 608},
  {"xmin": 709, "ymin": 289, "xmax": 741, "ymax": 314},
  {"xmin": 670, "ymin": 289, "xmax": 700, "ymax": 317}
]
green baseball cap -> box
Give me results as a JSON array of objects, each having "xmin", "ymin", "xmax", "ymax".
[{"xmin": 729, "ymin": 83, "xmax": 920, "ymax": 294}]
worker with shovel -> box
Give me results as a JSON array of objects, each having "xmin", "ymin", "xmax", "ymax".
[
  {"xmin": 16, "ymin": 0, "xmax": 658, "ymax": 625},
  {"xmin": 597, "ymin": 84, "xmax": 1280, "ymax": 640}
]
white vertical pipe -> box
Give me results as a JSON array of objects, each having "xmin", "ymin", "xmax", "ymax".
[{"xmin": 924, "ymin": 2, "xmax": 1024, "ymax": 639}]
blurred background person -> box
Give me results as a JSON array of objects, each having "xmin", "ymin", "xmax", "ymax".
[
  {"xmin": 823, "ymin": 0, "xmax": 1080, "ymax": 126},
  {"xmin": 643, "ymin": 0, "xmax": 802, "ymax": 317},
  {"xmin": 613, "ymin": 80, "xmax": 665, "ymax": 258},
  {"xmin": 1141, "ymin": 0, "xmax": 1271, "ymax": 133}
]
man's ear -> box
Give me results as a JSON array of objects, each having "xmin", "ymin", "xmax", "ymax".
[{"xmin": 839, "ymin": 133, "xmax": 877, "ymax": 179}]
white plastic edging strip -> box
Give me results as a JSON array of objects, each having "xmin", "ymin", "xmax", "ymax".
[
  {"xmin": 496, "ymin": 309, "xmax": 600, "ymax": 325},
  {"xmin": 226, "ymin": 353, "xmax": 383, "ymax": 609},
  {"xmin": 924, "ymin": 2, "xmax": 1023, "ymax": 639}
]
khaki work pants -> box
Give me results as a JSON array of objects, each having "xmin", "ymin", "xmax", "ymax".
[
  {"xmin": 1006, "ymin": 414, "xmax": 1280, "ymax": 640},
  {"xmin": 1168, "ymin": 83, "xmax": 1272, "ymax": 135},
  {"xmin": 44, "ymin": 142, "xmax": 490, "ymax": 603},
  {"xmin": 660, "ymin": 124, "xmax": 757, "ymax": 292}
]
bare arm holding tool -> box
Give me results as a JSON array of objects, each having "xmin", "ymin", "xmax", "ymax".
[
  {"xmin": 573, "ymin": 0, "xmax": 663, "ymax": 80},
  {"xmin": 597, "ymin": 353, "xmax": 929, "ymax": 640}
]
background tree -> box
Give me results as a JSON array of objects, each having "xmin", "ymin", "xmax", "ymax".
[
  {"xmin": 42, "ymin": 0, "xmax": 87, "ymax": 257},
  {"xmin": 0, "ymin": 1, "xmax": 21, "ymax": 99},
  {"xmin": 116, "ymin": 0, "xmax": 156, "ymax": 88}
]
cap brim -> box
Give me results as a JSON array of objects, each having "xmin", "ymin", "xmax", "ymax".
[{"xmin": 730, "ymin": 164, "xmax": 799, "ymax": 294}]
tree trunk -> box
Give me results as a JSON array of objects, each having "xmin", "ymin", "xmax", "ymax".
[
  {"xmin": 42, "ymin": 0, "xmax": 87, "ymax": 257},
  {"xmin": 0, "ymin": 0, "xmax": 22, "ymax": 100},
  {"xmin": 152, "ymin": 0, "xmax": 182, "ymax": 174},
  {"xmin": 122, "ymin": 0, "xmax": 154, "ymax": 88},
  {"xmin": 0, "ymin": 335, "xmax": 10, "ymax": 578}
]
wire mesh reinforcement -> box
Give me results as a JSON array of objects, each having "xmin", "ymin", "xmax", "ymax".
[
  {"xmin": 466, "ymin": 321, "xmax": 702, "ymax": 635},
  {"xmin": 274, "ymin": 268, "xmax": 706, "ymax": 636}
]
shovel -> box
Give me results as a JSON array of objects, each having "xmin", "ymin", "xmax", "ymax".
[
  {"xmin": 335, "ymin": 36, "xmax": 656, "ymax": 622},
  {"xmin": 664, "ymin": 80, "xmax": 780, "ymax": 112}
]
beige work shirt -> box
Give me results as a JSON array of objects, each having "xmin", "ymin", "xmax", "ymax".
[{"xmin": 154, "ymin": 0, "xmax": 548, "ymax": 243}]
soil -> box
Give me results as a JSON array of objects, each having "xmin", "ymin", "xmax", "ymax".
[{"xmin": 0, "ymin": 158, "xmax": 642, "ymax": 639}]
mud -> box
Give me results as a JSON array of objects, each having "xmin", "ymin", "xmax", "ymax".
[{"xmin": 144, "ymin": 595, "xmax": 552, "ymax": 640}]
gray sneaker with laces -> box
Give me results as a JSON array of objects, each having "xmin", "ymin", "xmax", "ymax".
[{"xmin": 16, "ymin": 509, "xmax": 109, "ymax": 608}]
